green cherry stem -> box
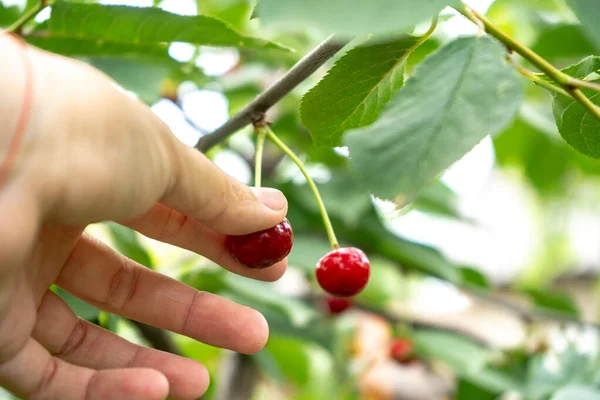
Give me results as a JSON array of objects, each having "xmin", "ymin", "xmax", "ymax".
[
  {"xmin": 254, "ymin": 127, "xmax": 267, "ymax": 189},
  {"xmin": 258, "ymin": 123, "xmax": 339, "ymax": 250},
  {"xmin": 5, "ymin": 1, "xmax": 45, "ymax": 34},
  {"xmin": 456, "ymin": 3, "xmax": 600, "ymax": 124}
]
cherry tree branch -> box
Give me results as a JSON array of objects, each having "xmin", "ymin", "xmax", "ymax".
[{"xmin": 195, "ymin": 35, "xmax": 348, "ymax": 152}]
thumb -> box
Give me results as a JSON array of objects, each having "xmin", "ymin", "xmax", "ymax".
[{"xmin": 160, "ymin": 140, "xmax": 288, "ymax": 235}]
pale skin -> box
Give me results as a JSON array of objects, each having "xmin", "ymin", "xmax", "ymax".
[{"xmin": 0, "ymin": 34, "xmax": 289, "ymax": 400}]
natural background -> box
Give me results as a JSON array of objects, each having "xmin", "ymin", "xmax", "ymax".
[{"xmin": 2, "ymin": 0, "xmax": 600, "ymax": 399}]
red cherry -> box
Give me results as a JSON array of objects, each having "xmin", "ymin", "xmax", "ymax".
[
  {"xmin": 225, "ymin": 218, "xmax": 293, "ymax": 269},
  {"xmin": 325, "ymin": 296, "xmax": 353, "ymax": 315},
  {"xmin": 389, "ymin": 338, "xmax": 415, "ymax": 364},
  {"xmin": 316, "ymin": 247, "xmax": 370, "ymax": 297}
]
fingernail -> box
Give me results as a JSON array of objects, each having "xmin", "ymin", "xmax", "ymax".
[{"xmin": 251, "ymin": 187, "xmax": 287, "ymax": 211}]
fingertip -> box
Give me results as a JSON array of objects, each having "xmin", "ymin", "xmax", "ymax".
[
  {"xmin": 250, "ymin": 187, "xmax": 288, "ymax": 213},
  {"xmin": 240, "ymin": 309, "xmax": 270, "ymax": 354},
  {"xmin": 131, "ymin": 369, "xmax": 169, "ymax": 400}
]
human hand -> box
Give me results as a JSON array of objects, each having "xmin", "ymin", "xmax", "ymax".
[{"xmin": 0, "ymin": 34, "xmax": 288, "ymax": 400}]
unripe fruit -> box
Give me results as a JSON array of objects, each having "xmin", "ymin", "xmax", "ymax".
[
  {"xmin": 316, "ymin": 247, "xmax": 370, "ymax": 297},
  {"xmin": 225, "ymin": 218, "xmax": 293, "ymax": 269}
]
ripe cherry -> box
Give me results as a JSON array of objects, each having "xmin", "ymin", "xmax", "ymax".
[
  {"xmin": 325, "ymin": 296, "xmax": 353, "ymax": 315},
  {"xmin": 389, "ymin": 338, "xmax": 417, "ymax": 364},
  {"xmin": 316, "ymin": 247, "xmax": 370, "ymax": 297},
  {"xmin": 225, "ymin": 218, "xmax": 293, "ymax": 269}
]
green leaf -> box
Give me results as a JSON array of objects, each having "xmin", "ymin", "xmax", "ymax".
[
  {"xmin": 0, "ymin": 3, "xmax": 20, "ymax": 27},
  {"xmin": 522, "ymin": 287, "xmax": 579, "ymax": 317},
  {"xmin": 463, "ymin": 367, "xmax": 521, "ymax": 394},
  {"xmin": 459, "ymin": 266, "xmax": 490, "ymax": 289},
  {"xmin": 56, "ymin": 288, "xmax": 100, "ymax": 320},
  {"xmin": 104, "ymin": 223, "xmax": 154, "ymax": 269},
  {"xmin": 539, "ymin": 56, "xmax": 600, "ymax": 83},
  {"xmin": 26, "ymin": 36, "xmax": 171, "ymax": 60},
  {"xmin": 550, "ymin": 386, "xmax": 600, "ymax": 400},
  {"xmin": 411, "ymin": 180, "xmax": 464, "ymax": 220},
  {"xmin": 567, "ymin": 0, "xmax": 600, "ymax": 50},
  {"xmin": 86, "ymin": 58, "xmax": 170, "ymax": 104},
  {"xmin": 525, "ymin": 342, "xmax": 600, "ymax": 399},
  {"xmin": 223, "ymin": 274, "xmax": 319, "ymax": 327},
  {"xmin": 262, "ymin": 336, "xmax": 336, "ymax": 399},
  {"xmin": 223, "ymin": 291, "xmax": 332, "ymax": 346},
  {"xmin": 300, "ymin": 35, "xmax": 420, "ymax": 147},
  {"xmin": 197, "ymin": 0, "xmax": 254, "ymax": 31},
  {"xmin": 49, "ymin": 1, "xmax": 289, "ymax": 51},
  {"xmin": 345, "ymin": 36, "xmax": 523, "ymax": 201},
  {"xmin": 532, "ymin": 25, "xmax": 596, "ymax": 66},
  {"xmin": 257, "ymin": 0, "xmax": 457, "ymax": 36},
  {"xmin": 355, "ymin": 257, "xmax": 405, "ymax": 307},
  {"xmin": 287, "ymin": 235, "xmax": 332, "ymax": 273},
  {"xmin": 456, "ymin": 379, "xmax": 498, "ymax": 400},
  {"xmin": 552, "ymin": 83, "xmax": 600, "ymax": 159},
  {"xmin": 413, "ymin": 329, "xmax": 493, "ymax": 374},
  {"xmin": 561, "ymin": 56, "xmax": 600, "ymax": 79}
]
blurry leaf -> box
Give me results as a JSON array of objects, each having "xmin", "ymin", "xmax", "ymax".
[
  {"xmin": 263, "ymin": 336, "xmax": 336, "ymax": 399},
  {"xmin": 406, "ymin": 37, "xmax": 441, "ymax": 74},
  {"xmin": 345, "ymin": 36, "xmax": 523, "ymax": 201},
  {"xmin": 257, "ymin": 0, "xmax": 457, "ymax": 36},
  {"xmin": 49, "ymin": 1, "xmax": 290, "ymax": 51},
  {"xmin": 224, "ymin": 274, "xmax": 319, "ymax": 326},
  {"xmin": 252, "ymin": 350, "xmax": 287, "ymax": 386},
  {"xmin": 486, "ymin": 0, "xmax": 570, "ymax": 45},
  {"xmin": 551, "ymin": 82, "xmax": 600, "ymax": 159},
  {"xmin": 550, "ymin": 386, "xmax": 600, "ymax": 400},
  {"xmin": 57, "ymin": 288, "xmax": 99, "ymax": 320},
  {"xmin": 287, "ymin": 234, "xmax": 332, "ymax": 273},
  {"xmin": 223, "ymin": 291, "xmax": 332, "ymax": 345},
  {"xmin": 456, "ymin": 379, "xmax": 498, "ymax": 400},
  {"xmin": 525, "ymin": 342, "xmax": 600, "ymax": 399},
  {"xmin": 411, "ymin": 180, "xmax": 463, "ymax": 220},
  {"xmin": 286, "ymin": 171, "xmax": 372, "ymax": 227},
  {"xmin": 300, "ymin": 35, "xmax": 419, "ymax": 146},
  {"xmin": 369, "ymin": 224, "xmax": 462, "ymax": 282},
  {"xmin": 105, "ymin": 222, "xmax": 154, "ymax": 269},
  {"xmin": 494, "ymin": 117, "xmax": 600, "ymax": 192},
  {"xmin": 355, "ymin": 257, "xmax": 404, "ymax": 307},
  {"xmin": 459, "ymin": 266, "xmax": 491, "ymax": 289},
  {"xmin": 27, "ymin": 37, "xmax": 171, "ymax": 60},
  {"xmin": 180, "ymin": 266, "xmax": 228, "ymax": 293},
  {"xmin": 463, "ymin": 367, "xmax": 522, "ymax": 394},
  {"xmin": 532, "ymin": 25, "xmax": 595, "ymax": 66},
  {"xmin": 523, "ymin": 287, "xmax": 579, "ymax": 317},
  {"xmin": 413, "ymin": 329, "xmax": 493, "ymax": 374},
  {"xmin": 283, "ymin": 182, "xmax": 461, "ymax": 283},
  {"xmin": 98, "ymin": 311, "xmax": 120, "ymax": 333},
  {"xmin": 196, "ymin": 0, "xmax": 253, "ymax": 31},
  {"xmin": 87, "ymin": 58, "xmax": 170, "ymax": 104},
  {"xmin": 318, "ymin": 173, "xmax": 372, "ymax": 226},
  {"xmin": 0, "ymin": 3, "xmax": 19, "ymax": 27},
  {"xmin": 566, "ymin": 0, "xmax": 600, "ymax": 50}
]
